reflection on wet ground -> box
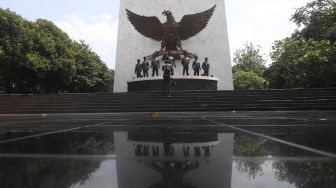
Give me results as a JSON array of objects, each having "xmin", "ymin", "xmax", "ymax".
[{"xmin": 0, "ymin": 111, "xmax": 335, "ymax": 188}]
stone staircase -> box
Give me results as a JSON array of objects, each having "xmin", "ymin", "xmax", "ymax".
[{"xmin": 0, "ymin": 89, "xmax": 335, "ymax": 114}]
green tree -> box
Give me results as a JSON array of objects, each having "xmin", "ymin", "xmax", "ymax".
[
  {"xmin": 232, "ymin": 42, "xmax": 267, "ymax": 90},
  {"xmin": 70, "ymin": 41, "xmax": 114, "ymax": 93},
  {"xmin": 265, "ymin": 0, "xmax": 336, "ymax": 88},
  {"xmin": 0, "ymin": 8, "xmax": 114, "ymax": 94},
  {"xmin": 265, "ymin": 38, "xmax": 336, "ymax": 88},
  {"xmin": 0, "ymin": 8, "xmax": 34, "ymax": 93},
  {"xmin": 232, "ymin": 42, "xmax": 266, "ymax": 76},
  {"xmin": 233, "ymin": 71, "xmax": 265, "ymax": 90},
  {"xmin": 291, "ymin": 0, "xmax": 336, "ymax": 42}
]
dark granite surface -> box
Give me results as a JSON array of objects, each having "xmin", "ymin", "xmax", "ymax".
[{"xmin": 0, "ymin": 111, "xmax": 335, "ymax": 188}]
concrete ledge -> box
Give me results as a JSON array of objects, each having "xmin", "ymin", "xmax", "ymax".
[{"xmin": 128, "ymin": 76, "xmax": 218, "ymax": 92}]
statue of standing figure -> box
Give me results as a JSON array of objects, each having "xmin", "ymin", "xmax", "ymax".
[
  {"xmin": 134, "ymin": 59, "xmax": 142, "ymax": 78},
  {"xmin": 192, "ymin": 56, "xmax": 201, "ymax": 76},
  {"xmin": 142, "ymin": 56, "xmax": 150, "ymax": 77},
  {"xmin": 181, "ymin": 52, "xmax": 190, "ymax": 76},
  {"xmin": 151, "ymin": 58, "xmax": 160, "ymax": 77},
  {"xmin": 202, "ymin": 57, "xmax": 210, "ymax": 76}
]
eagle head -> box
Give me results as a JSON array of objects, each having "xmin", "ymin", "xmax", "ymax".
[{"xmin": 162, "ymin": 9, "xmax": 172, "ymax": 16}]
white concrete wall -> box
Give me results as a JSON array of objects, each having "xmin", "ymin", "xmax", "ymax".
[{"xmin": 114, "ymin": 0, "xmax": 233, "ymax": 92}]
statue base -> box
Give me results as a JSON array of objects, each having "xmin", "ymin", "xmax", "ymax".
[{"xmin": 127, "ymin": 76, "xmax": 218, "ymax": 92}]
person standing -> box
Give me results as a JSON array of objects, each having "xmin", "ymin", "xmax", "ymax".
[
  {"xmin": 134, "ymin": 59, "xmax": 142, "ymax": 78},
  {"xmin": 165, "ymin": 52, "xmax": 176, "ymax": 76},
  {"xmin": 202, "ymin": 57, "xmax": 210, "ymax": 76},
  {"xmin": 142, "ymin": 56, "xmax": 150, "ymax": 77},
  {"xmin": 162, "ymin": 61, "xmax": 173, "ymax": 97},
  {"xmin": 192, "ymin": 56, "xmax": 201, "ymax": 76}
]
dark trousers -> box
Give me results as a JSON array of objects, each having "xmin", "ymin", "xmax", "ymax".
[
  {"xmin": 183, "ymin": 67, "xmax": 189, "ymax": 76},
  {"xmin": 162, "ymin": 77, "xmax": 171, "ymax": 96},
  {"xmin": 136, "ymin": 72, "xmax": 142, "ymax": 78},
  {"xmin": 143, "ymin": 70, "xmax": 149, "ymax": 77},
  {"xmin": 152, "ymin": 68, "xmax": 159, "ymax": 76},
  {"xmin": 204, "ymin": 70, "xmax": 209, "ymax": 76},
  {"xmin": 194, "ymin": 70, "xmax": 199, "ymax": 76}
]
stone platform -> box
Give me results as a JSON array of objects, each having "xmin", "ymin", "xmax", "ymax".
[{"xmin": 127, "ymin": 76, "xmax": 218, "ymax": 92}]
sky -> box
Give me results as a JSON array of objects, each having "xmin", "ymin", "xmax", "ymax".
[{"xmin": 0, "ymin": 0, "xmax": 311, "ymax": 68}]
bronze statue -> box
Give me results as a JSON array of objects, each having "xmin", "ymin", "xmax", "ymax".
[
  {"xmin": 192, "ymin": 56, "xmax": 201, "ymax": 76},
  {"xmin": 202, "ymin": 57, "xmax": 210, "ymax": 76},
  {"xmin": 134, "ymin": 59, "xmax": 142, "ymax": 78},
  {"xmin": 181, "ymin": 52, "xmax": 190, "ymax": 76},
  {"xmin": 151, "ymin": 58, "xmax": 160, "ymax": 77},
  {"xmin": 126, "ymin": 5, "xmax": 216, "ymax": 59},
  {"xmin": 142, "ymin": 56, "xmax": 150, "ymax": 77}
]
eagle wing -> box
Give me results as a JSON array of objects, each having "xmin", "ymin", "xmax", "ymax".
[
  {"xmin": 126, "ymin": 9, "xmax": 163, "ymax": 41},
  {"xmin": 179, "ymin": 5, "xmax": 216, "ymax": 41}
]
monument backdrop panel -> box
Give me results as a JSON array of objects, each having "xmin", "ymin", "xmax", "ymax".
[{"xmin": 114, "ymin": 0, "xmax": 233, "ymax": 92}]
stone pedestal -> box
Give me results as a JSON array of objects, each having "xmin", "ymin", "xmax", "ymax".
[
  {"xmin": 114, "ymin": 0, "xmax": 233, "ymax": 92},
  {"xmin": 128, "ymin": 76, "xmax": 218, "ymax": 92}
]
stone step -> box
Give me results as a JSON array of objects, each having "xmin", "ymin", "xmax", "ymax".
[
  {"xmin": 1, "ymin": 88, "xmax": 335, "ymax": 98},
  {"xmin": 1, "ymin": 89, "xmax": 335, "ymax": 114},
  {"xmin": 0, "ymin": 99, "xmax": 335, "ymax": 106},
  {"xmin": 1, "ymin": 103, "xmax": 335, "ymax": 112},
  {"xmin": 1, "ymin": 94, "xmax": 335, "ymax": 102}
]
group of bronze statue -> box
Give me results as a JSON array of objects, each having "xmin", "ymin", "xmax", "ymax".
[
  {"xmin": 134, "ymin": 53, "xmax": 210, "ymax": 96},
  {"xmin": 134, "ymin": 54, "xmax": 210, "ymax": 78}
]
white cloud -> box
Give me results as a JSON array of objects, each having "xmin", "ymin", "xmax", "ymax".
[
  {"xmin": 225, "ymin": 0, "xmax": 311, "ymax": 65},
  {"xmin": 55, "ymin": 14, "xmax": 118, "ymax": 69}
]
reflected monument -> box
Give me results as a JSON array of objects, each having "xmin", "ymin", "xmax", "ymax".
[{"xmin": 114, "ymin": 131, "xmax": 234, "ymax": 188}]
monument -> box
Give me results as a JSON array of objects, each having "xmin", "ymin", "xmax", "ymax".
[{"xmin": 114, "ymin": 0, "xmax": 233, "ymax": 92}]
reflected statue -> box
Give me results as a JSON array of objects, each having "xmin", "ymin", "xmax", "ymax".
[
  {"xmin": 114, "ymin": 130, "xmax": 234, "ymax": 188},
  {"xmin": 145, "ymin": 161, "xmax": 199, "ymax": 188}
]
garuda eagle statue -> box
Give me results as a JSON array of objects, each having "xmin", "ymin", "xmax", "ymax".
[{"xmin": 126, "ymin": 5, "xmax": 216, "ymax": 55}]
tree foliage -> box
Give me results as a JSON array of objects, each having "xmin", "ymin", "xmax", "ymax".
[
  {"xmin": 233, "ymin": 42, "xmax": 266, "ymax": 77},
  {"xmin": 233, "ymin": 71, "xmax": 265, "ymax": 90},
  {"xmin": 265, "ymin": 0, "xmax": 336, "ymax": 89},
  {"xmin": 234, "ymin": 134, "xmax": 267, "ymax": 178},
  {"xmin": 265, "ymin": 38, "xmax": 336, "ymax": 88},
  {"xmin": 291, "ymin": 0, "xmax": 336, "ymax": 42},
  {"xmin": 0, "ymin": 9, "xmax": 114, "ymax": 94},
  {"xmin": 232, "ymin": 42, "xmax": 266, "ymax": 90}
]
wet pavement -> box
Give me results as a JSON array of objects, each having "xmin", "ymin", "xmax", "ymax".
[{"xmin": 0, "ymin": 111, "xmax": 335, "ymax": 188}]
